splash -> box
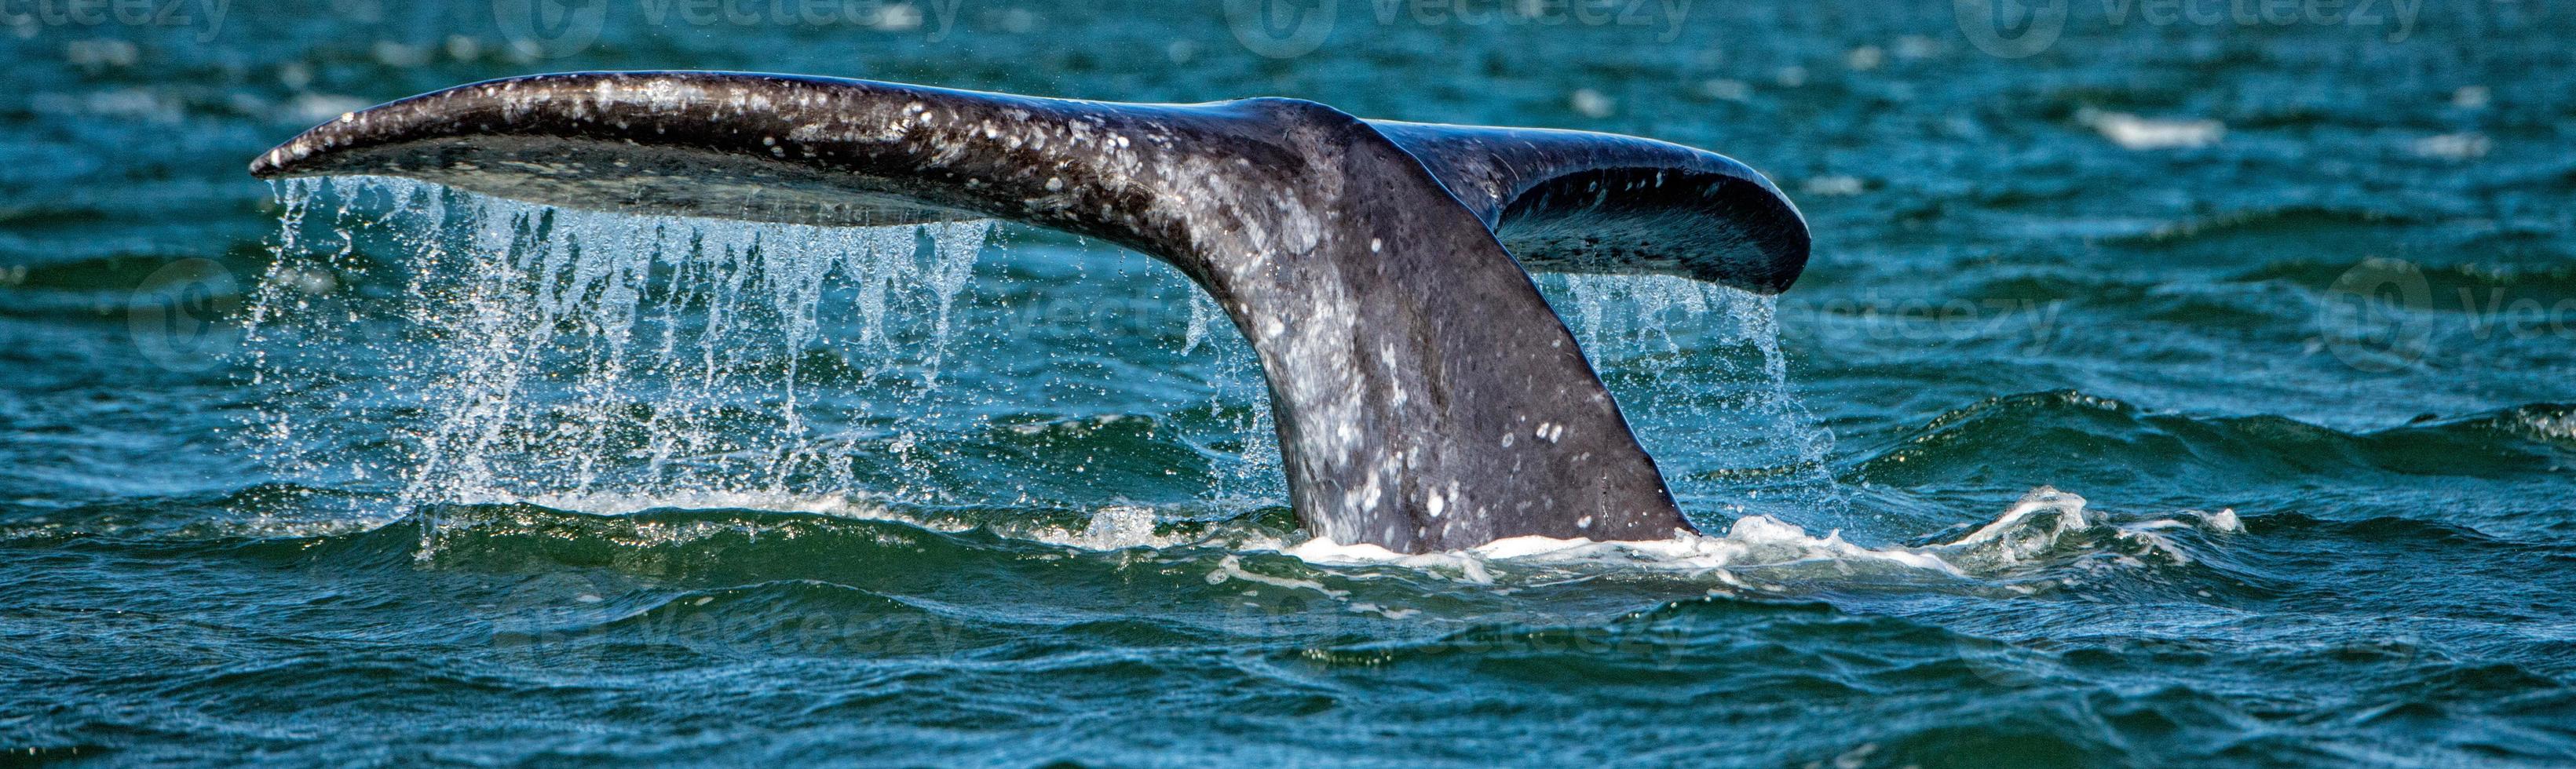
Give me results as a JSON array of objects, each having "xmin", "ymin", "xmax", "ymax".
[
  {"xmin": 247, "ymin": 180, "xmax": 1840, "ymax": 546},
  {"xmin": 246, "ymin": 177, "xmax": 993, "ymax": 517},
  {"xmin": 1167, "ymin": 284, "xmax": 1281, "ymax": 508},
  {"xmin": 1546, "ymin": 274, "xmax": 1843, "ymax": 527}
]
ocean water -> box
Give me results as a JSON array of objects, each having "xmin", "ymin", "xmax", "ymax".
[{"xmin": 5, "ymin": 0, "xmax": 2575, "ymax": 765}]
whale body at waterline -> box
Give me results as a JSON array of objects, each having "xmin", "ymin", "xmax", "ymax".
[{"xmin": 250, "ymin": 71, "xmax": 1811, "ymax": 553}]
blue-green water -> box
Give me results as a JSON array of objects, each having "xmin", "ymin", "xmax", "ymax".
[{"xmin": 6, "ymin": 1, "xmax": 2576, "ymax": 765}]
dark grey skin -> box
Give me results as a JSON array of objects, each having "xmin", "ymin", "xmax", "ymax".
[{"xmin": 250, "ymin": 71, "xmax": 1809, "ymax": 553}]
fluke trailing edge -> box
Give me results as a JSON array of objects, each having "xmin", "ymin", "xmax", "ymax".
[{"xmin": 250, "ymin": 71, "xmax": 1811, "ymax": 553}]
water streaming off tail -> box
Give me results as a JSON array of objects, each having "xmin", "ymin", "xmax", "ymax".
[
  {"xmin": 1547, "ymin": 275, "xmax": 1845, "ymax": 528},
  {"xmin": 244, "ymin": 177, "xmax": 998, "ymax": 516},
  {"xmin": 241, "ymin": 177, "xmax": 1832, "ymax": 537}
]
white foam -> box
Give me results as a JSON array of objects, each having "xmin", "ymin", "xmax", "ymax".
[
  {"xmin": 1285, "ymin": 516, "xmax": 1956, "ymax": 579},
  {"xmin": 2081, "ymin": 109, "xmax": 2225, "ymax": 151},
  {"xmin": 1039, "ymin": 505, "xmax": 1205, "ymax": 550},
  {"xmin": 1274, "ymin": 486, "xmax": 2240, "ymax": 588},
  {"xmin": 2412, "ymin": 132, "xmax": 2490, "ymax": 161},
  {"xmin": 517, "ymin": 490, "xmax": 892, "ymax": 518},
  {"xmin": 492, "ymin": 491, "xmax": 1262, "ymax": 557},
  {"xmin": 1207, "ymin": 553, "xmax": 1352, "ymax": 598},
  {"xmin": 1949, "ymin": 487, "xmax": 2088, "ymax": 547},
  {"xmin": 2512, "ymin": 409, "xmax": 2575, "ymax": 442}
]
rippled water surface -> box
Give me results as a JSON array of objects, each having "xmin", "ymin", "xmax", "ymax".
[{"xmin": 4, "ymin": 1, "xmax": 2574, "ymax": 765}]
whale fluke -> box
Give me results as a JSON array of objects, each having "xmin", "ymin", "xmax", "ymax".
[{"xmin": 250, "ymin": 71, "xmax": 1809, "ymax": 552}]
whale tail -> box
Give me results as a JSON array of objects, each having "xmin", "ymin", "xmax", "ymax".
[{"xmin": 250, "ymin": 71, "xmax": 1810, "ymax": 552}]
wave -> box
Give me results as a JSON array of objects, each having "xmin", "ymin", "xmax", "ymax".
[
  {"xmin": 2101, "ymin": 206, "xmax": 2421, "ymax": 248},
  {"xmin": 3, "ymin": 479, "xmax": 2259, "ymax": 617},
  {"xmin": 16, "ymin": 481, "xmax": 2563, "ymax": 763},
  {"xmin": 430, "ymin": 485, "xmax": 2249, "ymax": 594},
  {"xmin": 2234, "ymin": 257, "xmax": 2576, "ymax": 301},
  {"xmin": 1850, "ymin": 391, "xmax": 2576, "ymax": 494}
]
